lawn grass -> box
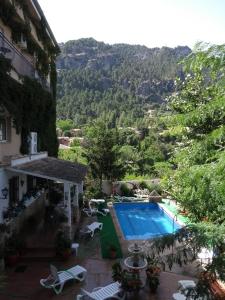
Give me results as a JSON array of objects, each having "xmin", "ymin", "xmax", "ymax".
[
  {"xmin": 97, "ymin": 214, "xmax": 123, "ymax": 259},
  {"xmin": 161, "ymin": 199, "xmax": 191, "ymax": 224}
]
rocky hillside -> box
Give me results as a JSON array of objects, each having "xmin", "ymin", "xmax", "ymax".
[{"xmin": 56, "ymin": 38, "xmax": 191, "ymax": 127}]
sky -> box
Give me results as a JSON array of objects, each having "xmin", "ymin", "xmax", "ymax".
[{"xmin": 38, "ymin": 0, "xmax": 225, "ymax": 49}]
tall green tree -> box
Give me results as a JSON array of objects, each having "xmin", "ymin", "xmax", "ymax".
[
  {"xmin": 160, "ymin": 43, "xmax": 225, "ymax": 284},
  {"xmin": 166, "ymin": 43, "xmax": 225, "ymax": 222},
  {"xmin": 83, "ymin": 121, "xmax": 125, "ymax": 187}
]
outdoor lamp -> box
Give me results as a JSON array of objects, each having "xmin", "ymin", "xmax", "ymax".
[{"xmin": 1, "ymin": 187, "xmax": 8, "ymax": 199}]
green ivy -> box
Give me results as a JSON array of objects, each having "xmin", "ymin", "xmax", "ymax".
[
  {"xmin": 0, "ymin": 56, "xmax": 58, "ymax": 156},
  {"xmin": 0, "ymin": 0, "xmax": 59, "ymax": 77}
]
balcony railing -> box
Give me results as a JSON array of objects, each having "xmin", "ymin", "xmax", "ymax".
[{"xmin": 0, "ymin": 32, "xmax": 50, "ymax": 91}]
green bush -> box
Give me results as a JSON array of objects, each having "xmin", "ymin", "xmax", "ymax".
[
  {"xmin": 63, "ymin": 130, "xmax": 72, "ymax": 137},
  {"xmin": 85, "ymin": 185, "xmax": 103, "ymax": 199},
  {"xmin": 70, "ymin": 139, "xmax": 81, "ymax": 147},
  {"xmin": 120, "ymin": 183, "xmax": 134, "ymax": 196},
  {"xmin": 139, "ymin": 181, "xmax": 149, "ymax": 189},
  {"xmin": 148, "ymin": 183, "xmax": 163, "ymax": 195}
]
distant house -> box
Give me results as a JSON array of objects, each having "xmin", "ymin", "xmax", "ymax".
[
  {"xmin": 0, "ymin": 0, "xmax": 87, "ymax": 240},
  {"xmin": 70, "ymin": 128, "xmax": 83, "ymax": 137},
  {"xmin": 58, "ymin": 137, "xmax": 70, "ymax": 146}
]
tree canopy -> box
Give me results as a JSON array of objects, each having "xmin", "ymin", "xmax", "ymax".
[
  {"xmin": 158, "ymin": 43, "xmax": 225, "ymax": 283},
  {"xmin": 83, "ymin": 121, "xmax": 125, "ymax": 184}
]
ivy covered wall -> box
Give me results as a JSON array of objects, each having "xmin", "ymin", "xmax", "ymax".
[
  {"xmin": 0, "ymin": 0, "xmax": 60, "ymax": 76},
  {"xmin": 0, "ymin": 56, "xmax": 58, "ymax": 156},
  {"xmin": 0, "ymin": 0, "xmax": 59, "ymax": 157}
]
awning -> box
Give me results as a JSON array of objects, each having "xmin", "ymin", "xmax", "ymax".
[{"xmin": 6, "ymin": 157, "xmax": 87, "ymax": 184}]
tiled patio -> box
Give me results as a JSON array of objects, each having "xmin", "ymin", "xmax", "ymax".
[
  {"xmin": 0, "ymin": 256, "xmax": 195, "ymax": 300},
  {"xmin": 0, "ymin": 213, "xmax": 197, "ymax": 300}
]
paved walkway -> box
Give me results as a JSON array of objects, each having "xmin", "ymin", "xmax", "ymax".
[
  {"xmin": 0, "ymin": 214, "xmax": 197, "ymax": 300},
  {"xmin": 0, "ymin": 257, "xmax": 195, "ymax": 300}
]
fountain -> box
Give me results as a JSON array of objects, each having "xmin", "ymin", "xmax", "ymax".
[{"xmin": 124, "ymin": 243, "xmax": 147, "ymax": 271}]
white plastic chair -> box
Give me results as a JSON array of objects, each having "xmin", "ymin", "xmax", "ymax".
[{"xmin": 40, "ymin": 264, "xmax": 87, "ymax": 294}]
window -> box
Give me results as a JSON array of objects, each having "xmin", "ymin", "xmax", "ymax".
[{"xmin": 0, "ymin": 118, "xmax": 6, "ymax": 141}]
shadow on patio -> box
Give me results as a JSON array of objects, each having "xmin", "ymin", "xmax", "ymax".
[{"xmin": 0, "ymin": 215, "xmax": 196, "ymax": 300}]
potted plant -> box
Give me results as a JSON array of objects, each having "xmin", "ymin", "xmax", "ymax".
[
  {"xmin": 55, "ymin": 229, "xmax": 72, "ymax": 260},
  {"xmin": 122, "ymin": 270, "xmax": 142, "ymax": 292},
  {"xmin": 146, "ymin": 256, "xmax": 161, "ymax": 293},
  {"xmin": 112, "ymin": 262, "xmax": 142, "ymax": 293},
  {"xmin": 4, "ymin": 233, "xmax": 20, "ymax": 267},
  {"xmin": 146, "ymin": 266, "xmax": 160, "ymax": 293},
  {"xmin": 112, "ymin": 262, "xmax": 123, "ymax": 282}
]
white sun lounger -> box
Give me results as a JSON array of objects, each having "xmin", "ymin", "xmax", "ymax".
[
  {"xmin": 80, "ymin": 281, "xmax": 125, "ymax": 300},
  {"xmin": 82, "ymin": 207, "xmax": 109, "ymax": 217},
  {"xmin": 90, "ymin": 199, "xmax": 105, "ymax": 204},
  {"xmin": 172, "ymin": 293, "xmax": 187, "ymax": 300},
  {"xmin": 173, "ymin": 290, "xmax": 207, "ymax": 300},
  {"xmin": 87, "ymin": 221, "xmax": 103, "ymax": 237},
  {"xmin": 97, "ymin": 208, "xmax": 109, "ymax": 216},
  {"xmin": 40, "ymin": 264, "xmax": 87, "ymax": 295},
  {"xmin": 80, "ymin": 221, "xmax": 103, "ymax": 238},
  {"xmin": 197, "ymin": 247, "xmax": 213, "ymax": 265},
  {"xmin": 82, "ymin": 207, "xmax": 98, "ymax": 217},
  {"xmin": 178, "ymin": 280, "xmax": 196, "ymax": 291}
]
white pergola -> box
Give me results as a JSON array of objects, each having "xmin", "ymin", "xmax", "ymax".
[{"xmin": 6, "ymin": 157, "xmax": 87, "ymax": 236}]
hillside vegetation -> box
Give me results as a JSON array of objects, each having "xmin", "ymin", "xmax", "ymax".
[{"xmin": 56, "ymin": 38, "xmax": 190, "ymax": 127}]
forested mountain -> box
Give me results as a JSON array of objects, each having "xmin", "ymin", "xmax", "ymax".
[{"xmin": 56, "ymin": 38, "xmax": 191, "ymax": 127}]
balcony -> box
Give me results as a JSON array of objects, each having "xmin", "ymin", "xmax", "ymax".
[{"xmin": 0, "ymin": 32, "xmax": 50, "ymax": 91}]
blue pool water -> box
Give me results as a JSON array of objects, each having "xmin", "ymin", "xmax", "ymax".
[{"xmin": 114, "ymin": 202, "xmax": 181, "ymax": 240}]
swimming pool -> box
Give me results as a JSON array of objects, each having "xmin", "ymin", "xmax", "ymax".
[{"xmin": 114, "ymin": 202, "xmax": 181, "ymax": 240}]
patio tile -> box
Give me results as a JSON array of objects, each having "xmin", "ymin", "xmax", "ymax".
[
  {"xmin": 0, "ymin": 257, "xmax": 196, "ymax": 300},
  {"xmin": 0, "ymin": 216, "xmax": 197, "ymax": 300}
]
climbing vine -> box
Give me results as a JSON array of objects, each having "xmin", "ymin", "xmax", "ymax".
[
  {"xmin": 0, "ymin": 56, "xmax": 58, "ymax": 156},
  {"xmin": 0, "ymin": 0, "xmax": 59, "ymax": 77}
]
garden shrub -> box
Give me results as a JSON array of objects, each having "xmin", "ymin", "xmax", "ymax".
[
  {"xmin": 139, "ymin": 181, "xmax": 149, "ymax": 190},
  {"xmin": 148, "ymin": 183, "xmax": 163, "ymax": 195},
  {"xmin": 120, "ymin": 183, "xmax": 134, "ymax": 196}
]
